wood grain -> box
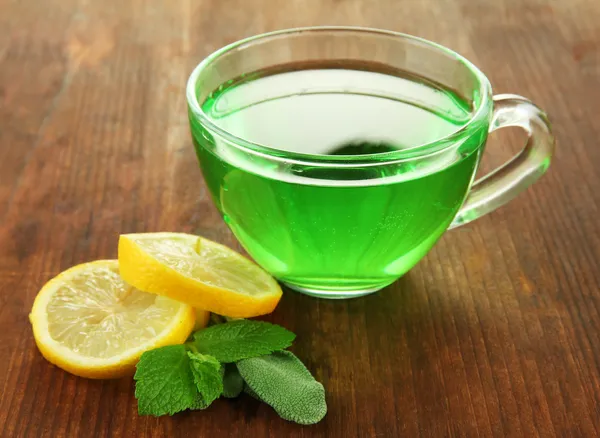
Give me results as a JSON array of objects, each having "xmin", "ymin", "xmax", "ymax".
[{"xmin": 1, "ymin": 0, "xmax": 599, "ymax": 436}]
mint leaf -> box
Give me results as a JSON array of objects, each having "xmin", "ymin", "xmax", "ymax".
[
  {"xmin": 190, "ymin": 394, "xmax": 210, "ymax": 410},
  {"xmin": 187, "ymin": 352, "xmax": 223, "ymax": 407},
  {"xmin": 222, "ymin": 364, "xmax": 244, "ymax": 398},
  {"xmin": 134, "ymin": 345, "xmax": 198, "ymax": 416},
  {"xmin": 237, "ymin": 350, "xmax": 327, "ymax": 425},
  {"xmin": 193, "ymin": 320, "xmax": 295, "ymax": 363}
]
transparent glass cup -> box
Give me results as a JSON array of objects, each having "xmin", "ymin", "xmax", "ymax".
[{"xmin": 186, "ymin": 27, "xmax": 554, "ymax": 299}]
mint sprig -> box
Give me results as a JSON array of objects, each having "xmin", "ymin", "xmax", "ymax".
[
  {"xmin": 187, "ymin": 352, "xmax": 223, "ymax": 406},
  {"xmin": 134, "ymin": 345, "xmax": 201, "ymax": 416},
  {"xmin": 133, "ymin": 319, "xmax": 327, "ymax": 424},
  {"xmin": 192, "ymin": 320, "xmax": 295, "ymax": 363}
]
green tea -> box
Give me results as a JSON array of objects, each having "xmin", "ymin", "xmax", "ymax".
[{"xmin": 191, "ymin": 63, "xmax": 487, "ymax": 296}]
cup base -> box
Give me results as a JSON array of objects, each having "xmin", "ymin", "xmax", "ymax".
[{"xmin": 282, "ymin": 281, "xmax": 392, "ymax": 299}]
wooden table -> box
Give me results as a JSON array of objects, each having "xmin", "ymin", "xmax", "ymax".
[{"xmin": 1, "ymin": 0, "xmax": 599, "ymax": 436}]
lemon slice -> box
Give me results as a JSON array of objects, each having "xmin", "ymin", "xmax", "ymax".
[
  {"xmin": 194, "ymin": 307, "xmax": 211, "ymax": 331},
  {"xmin": 118, "ymin": 232, "xmax": 282, "ymax": 318},
  {"xmin": 29, "ymin": 260, "xmax": 199, "ymax": 379}
]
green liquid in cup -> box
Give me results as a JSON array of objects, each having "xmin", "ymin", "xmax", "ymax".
[{"xmin": 191, "ymin": 63, "xmax": 488, "ymax": 295}]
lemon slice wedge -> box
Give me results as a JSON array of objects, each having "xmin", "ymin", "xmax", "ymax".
[
  {"xmin": 29, "ymin": 260, "xmax": 198, "ymax": 379},
  {"xmin": 118, "ymin": 233, "xmax": 282, "ymax": 318}
]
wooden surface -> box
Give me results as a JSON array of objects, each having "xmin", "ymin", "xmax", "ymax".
[{"xmin": 1, "ymin": 0, "xmax": 599, "ymax": 436}]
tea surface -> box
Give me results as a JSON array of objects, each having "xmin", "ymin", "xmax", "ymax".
[{"xmin": 192, "ymin": 64, "xmax": 487, "ymax": 294}]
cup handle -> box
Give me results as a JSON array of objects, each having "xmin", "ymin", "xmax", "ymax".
[{"xmin": 449, "ymin": 94, "xmax": 555, "ymax": 228}]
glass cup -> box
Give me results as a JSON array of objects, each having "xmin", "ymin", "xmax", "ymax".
[{"xmin": 186, "ymin": 27, "xmax": 554, "ymax": 299}]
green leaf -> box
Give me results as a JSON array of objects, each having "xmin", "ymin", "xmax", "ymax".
[
  {"xmin": 190, "ymin": 394, "xmax": 210, "ymax": 410},
  {"xmin": 244, "ymin": 383, "xmax": 260, "ymax": 400},
  {"xmin": 237, "ymin": 350, "xmax": 327, "ymax": 425},
  {"xmin": 222, "ymin": 364, "xmax": 244, "ymax": 398},
  {"xmin": 134, "ymin": 345, "xmax": 199, "ymax": 416},
  {"xmin": 193, "ymin": 320, "xmax": 295, "ymax": 363},
  {"xmin": 187, "ymin": 352, "xmax": 223, "ymax": 407}
]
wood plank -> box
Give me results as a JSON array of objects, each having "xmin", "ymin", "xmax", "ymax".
[{"xmin": 1, "ymin": 0, "xmax": 599, "ymax": 436}]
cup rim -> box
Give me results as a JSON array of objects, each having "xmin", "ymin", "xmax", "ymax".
[{"xmin": 186, "ymin": 26, "xmax": 492, "ymax": 164}]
